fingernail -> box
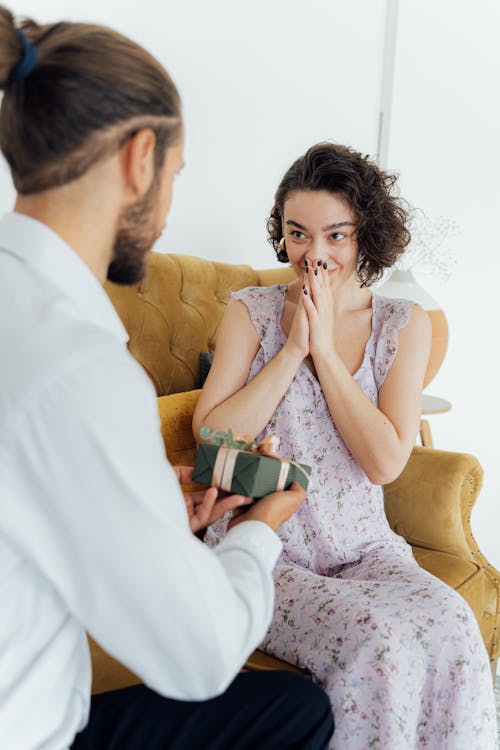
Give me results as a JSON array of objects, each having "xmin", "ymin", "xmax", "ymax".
[
  {"xmin": 323, "ymin": 262, "xmax": 327, "ymax": 269},
  {"xmin": 303, "ymin": 288, "xmax": 308, "ymax": 295},
  {"xmin": 317, "ymin": 260, "xmax": 322, "ymax": 267},
  {"xmin": 305, "ymin": 266, "xmax": 309, "ymax": 273},
  {"xmin": 314, "ymin": 268, "xmax": 318, "ymax": 276},
  {"xmin": 302, "ymin": 284, "xmax": 305, "ymax": 289},
  {"xmin": 304, "ymin": 259, "xmax": 308, "ymax": 266}
]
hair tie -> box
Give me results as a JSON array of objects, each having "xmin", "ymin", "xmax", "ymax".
[{"xmin": 8, "ymin": 30, "xmax": 37, "ymax": 83}]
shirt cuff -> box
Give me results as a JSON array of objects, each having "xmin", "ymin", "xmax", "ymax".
[{"xmin": 216, "ymin": 520, "xmax": 283, "ymax": 570}]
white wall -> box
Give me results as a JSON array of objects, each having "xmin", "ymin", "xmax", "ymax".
[
  {"xmin": 3, "ymin": 1, "xmax": 497, "ymax": 568},
  {"xmin": 2, "ymin": 0, "xmax": 387, "ymax": 265},
  {"xmin": 388, "ymin": 0, "xmax": 500, "ymax": 567}
]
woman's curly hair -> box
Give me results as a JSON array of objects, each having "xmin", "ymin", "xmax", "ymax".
[{"xmin": 267, "ymin": 142, "xmax": 411, "ymax": 286}]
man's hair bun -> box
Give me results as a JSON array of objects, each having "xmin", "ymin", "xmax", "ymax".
[{"xmin": 0, "ymin": 6, "xmax": 32, "ymax": 89}]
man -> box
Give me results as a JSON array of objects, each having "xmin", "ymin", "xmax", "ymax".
[{"xmin": 0, "ymin": 6, "xmax": 334, "ymax": 750}]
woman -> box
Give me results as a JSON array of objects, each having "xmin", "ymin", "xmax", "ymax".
[{"xmin": 193, "ymin": 143, "xmax": 497, "ymax": 748}]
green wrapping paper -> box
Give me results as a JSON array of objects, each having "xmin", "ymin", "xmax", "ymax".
[{"xmin": 192, "ymin": 442, "xmax": 311, "ymax": 498}]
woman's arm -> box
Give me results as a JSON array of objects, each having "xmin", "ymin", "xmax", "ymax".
[
  {"xmin": 192, "ymin": 297, "xmax": 306, "ymax": 440},
  {"xmin": 314, "ymin": 305, "xmax": 431, "ymax": 485}
]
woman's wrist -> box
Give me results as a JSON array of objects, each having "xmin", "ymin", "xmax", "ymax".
[
  {"xmin": 281, "ymin": 340, "xmax": 306, "ymax": 368},
  {"xmin": 312, "ymin": 347, "xmax": 343, "ymax": 374}
]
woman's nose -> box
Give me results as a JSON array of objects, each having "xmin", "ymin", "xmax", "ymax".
[
  {"xmin": 305, "ymin": 240, "xmax": 327, "ymax": 262},
  {"xmin": 305, "ymin": 251, "xmax": 324, "ymax": 265}
]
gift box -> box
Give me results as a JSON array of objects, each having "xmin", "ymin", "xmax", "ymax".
[{"xmin": 192, "ymin": 428, "xmax": 311, "ymax": 498}]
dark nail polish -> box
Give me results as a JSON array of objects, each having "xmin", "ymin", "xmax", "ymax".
[
  {"xmin": 302, "ymin": 284, "xmax": 305, "ymax": 289},
  {"xmin": 317, "ymin": 260, "xmax": 322, "ymax": 267},
  {"xmin": 304, "ymin": 259, "xmax": 308, "ymax": 266},
  {"xmin": 323, "ymin": 262, "xmax": 327, "ymax": 269},
  {"xmin": 303, "ymin": 288, "xmax": 308, "ymax": 295},
  {"xmin": 314, "ymin": 269, "xmax": 318, "ymax": 276},
  {"xmin": 305, "ymin": 266, "xmax": 309, "ymax": 273}
]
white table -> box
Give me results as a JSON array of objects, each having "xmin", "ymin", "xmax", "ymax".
[{"xmin": 420, "ymin": 394, "xmax": 451, "ymax": 448}]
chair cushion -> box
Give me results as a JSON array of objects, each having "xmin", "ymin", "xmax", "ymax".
[{"xmin": 244, "ymin": 649, "xmax": 310, "ymax": 677}]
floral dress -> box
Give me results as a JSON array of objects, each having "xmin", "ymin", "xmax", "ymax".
[{"xmin": 205, "ymin": 285, "xmax": 497, "ymax": 749}]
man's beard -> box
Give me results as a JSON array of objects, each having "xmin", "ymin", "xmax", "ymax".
[{"xmin": 107, "ymin": 181, "xmax": 161, "ymax": 286}]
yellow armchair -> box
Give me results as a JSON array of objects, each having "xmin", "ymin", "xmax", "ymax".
[
  {"xmin": 89, "ymin": 252, "xmax": 499, "ymax": 693},
  {"xmin": 161, "ymin": 390, "xmax": 500, "ymax": 666},
  {"xmin": 384, "ymin": 447, "xmax": 499, "ymax": 661}
]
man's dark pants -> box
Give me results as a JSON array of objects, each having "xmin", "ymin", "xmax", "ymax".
[{"xmin": 71, "ymin": 670, "xmax": 334, "ymax": 749}]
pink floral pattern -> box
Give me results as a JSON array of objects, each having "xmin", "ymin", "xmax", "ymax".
[{"xmin": 206, "ymin": 285, "xmax": 497, "ymax": 749}]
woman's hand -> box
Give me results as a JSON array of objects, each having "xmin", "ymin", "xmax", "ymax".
[
  {"xmin": 173, "ymin": 466, "xmax": 252, "ymax": 535},
  {"xmin": 302, "ymin": 258, "xmax": 336, "ymax": 361},
  {"xmin": 284, "ymin": 287, "xmax": 310, "ymax": 360}
]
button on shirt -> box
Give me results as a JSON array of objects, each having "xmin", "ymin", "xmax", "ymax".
[{"xmin": 0, "ymin": 213, "xmax": 282, "ymax": 750}]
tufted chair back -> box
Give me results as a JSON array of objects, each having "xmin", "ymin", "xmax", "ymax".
[{"xmin": 105, "ymin": 252, "xmax": 295, "ymax": 396}]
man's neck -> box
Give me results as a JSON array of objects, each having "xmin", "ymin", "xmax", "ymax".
[{"xmin": 14, "ymin": 159, "xmax": 122, "ymax": 285}]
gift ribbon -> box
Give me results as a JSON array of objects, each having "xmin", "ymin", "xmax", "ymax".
[
  {"xmin": 254, "ymin": 436, "xmax": 309, "ymax": 488},
  {"xmin": 211, "ymin": 435, "xmax": 309, "ymax": 493},
  {"xmin": 212, "ymin": 447, "xmax": 240, "ymax": 492},
  {"xmin": 211, "ymin": 445, "xmax": 291, "ymax": 492}
]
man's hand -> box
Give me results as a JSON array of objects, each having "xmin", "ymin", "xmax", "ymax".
[
  {"xmin": 228, "ymin": 482, "xmax": 307, "ymax": 532},
  {"xmin": 174, "ymin": 466, "xmax": 252, "ymax": 535}
]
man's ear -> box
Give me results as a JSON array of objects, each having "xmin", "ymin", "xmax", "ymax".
[{"xmin": 121, "ymin": 128, "xmax": 156, "ymax": 199}]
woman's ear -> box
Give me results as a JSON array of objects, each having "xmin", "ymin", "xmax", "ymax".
[{"xmin": 121, "ymin": 128, "xmax": 156, "ymax": 199}]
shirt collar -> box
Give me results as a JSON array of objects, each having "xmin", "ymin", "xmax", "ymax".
[{"xmin": 0, "ymin": 211, "xmax": 128, "ymax": 343}]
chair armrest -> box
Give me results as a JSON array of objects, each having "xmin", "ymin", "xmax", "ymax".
[
  {"xmin": 88, "ymin": 637, "xmax": 142, "ymax": 694},
  {"xmin": 158, "ymin": 389, "xmax": 201, "ymax": 465},
  {"xmin": 385, "ymin": 446, "xmax": 500, "ymax": 662},
  {"xmin": 383, "ymin": 446, "xmax": 483, "ymax": 560}
]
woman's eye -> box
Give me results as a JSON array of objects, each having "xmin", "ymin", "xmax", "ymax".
[
  {"xmin": 331, "ymin": 232, "xmax": 346, "ymax": 241},
  {"xmin": 290, "ymin": 230, "xmax": 306, "ymax": 240}
]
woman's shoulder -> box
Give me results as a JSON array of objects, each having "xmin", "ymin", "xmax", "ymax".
[
  {"xmin": 371, "ymin": 294, "xmax": 430, "ymax": 388},
  {"xmin": 373, "ymin": 293, "xmax": 430, "ymax": 335},
  {"xmin": 229, "ymin": 284, "xmax": 287, "ymax": 342},
  {"xmin": 372, "ymin": 293, "xmax": 415, "ymax": 334},
  {"xmin": 230, "ymin": 284, "xmax": 287, "ymax": 318},
  {"xmin": 230, "ymin": 283, "xmax": 288, "ymax": 304}
]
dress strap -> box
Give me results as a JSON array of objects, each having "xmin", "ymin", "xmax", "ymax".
[{"xmin": 372, "ymin": 294, "xmax": 414, "ymax": 390}]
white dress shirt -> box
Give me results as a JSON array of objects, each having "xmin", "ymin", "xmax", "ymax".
[{"xmin": 0, "ymin": 213, "xmax": 282, "ymax": 750}]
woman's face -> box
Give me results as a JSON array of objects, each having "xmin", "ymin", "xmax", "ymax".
[{"xmin": 282, "ymin": 190, "xmax": 359, "ymax": 289}]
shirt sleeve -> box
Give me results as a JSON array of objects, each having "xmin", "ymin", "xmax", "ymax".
[{"xmin": 3, "ymin": 344, "xmax": 282, "ymax": 701}]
